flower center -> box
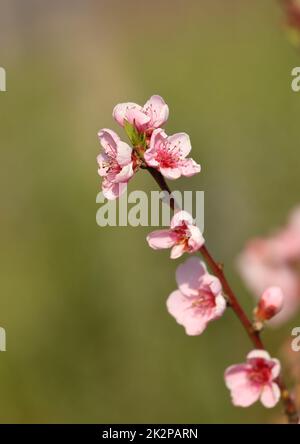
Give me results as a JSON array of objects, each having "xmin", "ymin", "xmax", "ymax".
[
  {"xmin": 248, "ymin": 358, "xmax": 273, "ymax": 385},
  {"xmin": 173, "ymin": 223, "xmax": 191, "ymax": 251},
  {"xmin": 155, "ymin": 141, "xmax": 182, "ymax": 168},
  {"xmin": 192, "ymin": 288, "xmax": 216, "ymax": 312}
]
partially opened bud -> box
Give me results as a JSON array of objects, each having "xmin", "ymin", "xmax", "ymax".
[{"xmin": 254, "ymin": 286, "xmax": 284, "ymax": 322}]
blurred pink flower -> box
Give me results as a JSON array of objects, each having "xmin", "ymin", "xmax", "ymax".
[
  {"xmin": 282, "ymin": 0, "xmax": 300, "ymax": 31},
  {"xmin": 224, "ymin": 350, "xmax": 281, "ymax": 408},
  {"xmin": 237, "ymin": 207, "xmax": 300, "ymax": 325},
  {"xmin": 144, "ymin": 129, "xmax": 200, "ymax": 179},
  {"xmin": 97, "ymin": 129, "xmax": 134, "ymax": 199},
  {"xmin": 254, "ymin": 287, "xmax": 284, "ymax": 322},
  {"xmin": 113, "ymin": 95, "xmax": 169, "ymax": 135},
  {"xmin": 147, "ymin": 211, "xmax": 204, "ymax": 259},
  {"xmin": 167, "ymin": 257, "xmax": 226, "ymax": 335}
]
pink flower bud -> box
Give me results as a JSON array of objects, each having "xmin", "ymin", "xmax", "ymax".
[{"xmin": 255, "ymin": 287, "xmax": 284, "ymax": 321}]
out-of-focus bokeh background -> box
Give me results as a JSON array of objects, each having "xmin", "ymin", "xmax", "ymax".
[{"xmin": 0, "ymin": 0, "xmax": 300, "ymax": 424}]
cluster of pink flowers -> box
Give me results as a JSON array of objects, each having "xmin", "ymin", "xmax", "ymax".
[
  {"xmin": 97, "ymin": 95, "xmax": 291, "ymax": 415},
  {"xmin": 237, "ymin": 207, "xmax": 300, "ymax": 325},
  {"xmin": 97, "ymin": 95, "xmax": 200, "ymax": 199}
]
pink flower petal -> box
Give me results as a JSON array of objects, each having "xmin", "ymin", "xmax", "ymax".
[
  {"xmin": 246, "ymin": 350, "xmax": 271, "ymax": 361},
  {"xmin": 230, "ymin": 383, "xmax": 261, "ymax": 407},
  {"xmin": 271, "ymin": 358, "xmax": 281, "ymax": 379},
  {"xmin": 180, "ymin": 158, "xmax": 201, "ymax": 177},
  {"xmin": 159, "ymin": 167, "xmax": 181, "ymax": 180},
  {"xmin": 98, "ymin": 128, "xmax": 120, "ymax": 157},
  {"xmin": 201, "ymin": 274, "xmax": 223, "ymax": 298},
  {"xmin": 112, "ymin": 102, "xmax": 141, "ymax": 126},
  {"xmin": 146, "ymin": 230, "xmax": 177, "ymax": 250},
  {"xmin": 166, "ymin": 290, "xmax": 191, "ymax": 325},
  {"xmin": 170, "ymin": 211, "xmax": 194, "ymax": 229},
  {"xmin": 149, "ymin": 128, "xmax": 167, "ymax": 150},
  {"xmin": 187, "ymin": 224, "xmax": 205, "ymax": 251},
  {"xmin": 102, "ymin": 180, "xmax": 127, "ymax": 200},
  {"xmin": 214, "ymin": 294, "xmax": 227, "ymax": 317},
  {"xmin": 166, "ymin": 291, "xmax": 208, "ymax": 336},
  {"xmin": 170, "ymin": 243, "xmax": 186, "ymax": 259},
  {"xmin": 116, "ymin": 141, "xmax": 133, "ymax": 167},
  {"xmin": 176, "ymin": 257, "xmax": 207, "ymax": 297},
  {"xmin": 126, "ymin": 107, "xmax": 150, "ymax": 130},
  {"xmin": 114, "ymin": 163, "xmax": 134, "ymax": 183},
  {"xmin": 225, "ymin": 365, "xmax": 261, "ymax": 407},
  {"xmin": 97, "ymin": 152, "xmax": 109, "ymax": 177},
  {"xmin": 260, "ymin": 383, "xmax": 281, "ymax": 408},
  {"xmin": 143, "ymin": 150, "xmax": 158, "ymax": 167},
  {"xmin": 224, "ymin": 364, "xmax": 250, "ymax": 390},
  {"xmin": 143, "ymin": 95, "xmax": 169, "ymax": 128},
  {"xmin": 168, "ymin": 133, "xmax": 192, "ymax": 157}
]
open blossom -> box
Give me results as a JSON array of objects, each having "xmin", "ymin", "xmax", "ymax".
[
  {"xmin": 97, "ymin": 129, "xmax": 134, "ymax": 200},
  {"xmin": 237, "ymin": 206, "xmax": 300, "ymax": 325},
  {"xmin": 147, "ymin": 211, "xmax": 204, "ymax": 259},
  {"xmin": 113, "ymin": 95, "xmax": 169, "ymax": 134},
  {"xmin": 144, "ymin": 129, "xmax": 200, "ymax": 180},
  {"xmin": 224, "ymin": 350, "xmax": 281, "ymax": 408},
  {"xmin": 167, "ymin": 257, "xmax": 226, "ymax": 335},
  {"xmin": 254, "ymin": 287, "xmax": 284, "ymax": 322}
]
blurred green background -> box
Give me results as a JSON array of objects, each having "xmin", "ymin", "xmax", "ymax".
[{"xmin": 0, "ymin": 0, "xmax": 300, "ymax": 424}]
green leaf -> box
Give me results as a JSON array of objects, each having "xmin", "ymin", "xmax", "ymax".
[
  {"xmin": 123, "ymin": 119, "xmax": 147, "ymax": 148},
  {"xmin": 124, "ymin": 120, "xmax": 139, "ymax": 146}
]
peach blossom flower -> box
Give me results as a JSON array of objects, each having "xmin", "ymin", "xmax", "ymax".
[
  {"xmin": 224, "ymin": 350, "xmax": 281, "ymax": 408},
  {"xmin": 167, "ymin": 257, "xmax": 226, "ymax": 335},
  {"xmin": 113, "ymin": 95, "xmax": 169, "ymax": 135},
  {"xmin": 144, "ymin": 129, "xmax": 200, "ymax": 179},
  {"xmin": 147, "ymin": 211, "xmax": 204, "ymax": 259},
  {"xmin": 97, "ymin": 129, "xmax": 134, "ymax": 200}
]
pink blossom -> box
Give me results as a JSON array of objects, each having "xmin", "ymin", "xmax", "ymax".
[
  {"xmin": 166, "ymin": 257, "xmax": 226, "ymax": 335},
  {"xmin": 224, "ymin": 350, "xmax": 281, "ymax": 408},
  {"xmin": 113, "ymin": 95, "xmax": 169, "ymax": 134},
  {"xmin": 271, "ymin": 207, "xmax": 300, "ymax": 262},
  {"xmin": 147, "ymin": 211, "xmax": 205, "ymax": 259},
  {"xmin": 97, "ymin": 129, "xmax": 134, "ymax": 199},
  {"xmin": 255, "ymin": 287, "xmax": 284, "ymax": 322},
  {"xmin": 237, "ymin": 207, "xmax": 300, "ymax": 325},
  {"xmin": 144, "ymin": 129, "xmax": 200, "ymax": 179},
  {"xmin": 282, "ymin": 0, "xmax": 300, "ymax": 31}
]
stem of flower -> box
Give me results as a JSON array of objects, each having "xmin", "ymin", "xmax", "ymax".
[
  {"xmin": 200, "ymin": 244, "xmax": 264, "ymax": 349},
  {"xmin": 146, "ymin": 166, "xmax": 299, "ymax": 424}
]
